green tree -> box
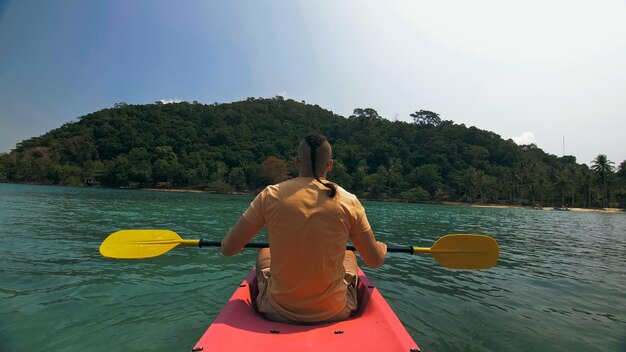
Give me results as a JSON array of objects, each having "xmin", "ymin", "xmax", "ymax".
[
  {"xmin": 127, "ymin": 147, "xmax": 153, "ymax": 184},
  {"xmin": 100, "ymin": 155, "xmax": 131, "ymax": 187},
  {"xmin": 188, "ymin": 165, "xmax": 209, "ymax": 187},
  {"xmin": 55, "ymin": 164, "xmax": 83, "ymax": 186},
  {"xmin": 350, "ymin": 108, "xmax": 382, "ymax": 120},
  {"xmin": 617, "ymin": 160, "xmax": 626, "ymax": 179},
  {"xmin": 363, "ymin": 171, "xmax": 386, "ymax": 199},
  {"xmin": 228, "ymin": 166, "xmax": 246, "ymax": 191},
  {"xmin": 464, "ymin": 145, "xmax": 489, "ymax": 168},
  {"xmin": 406, "ymin": 164, "xmax": 442, "ymax": 198},
  {"xmin": 386, "ymin": 158, "xmax": 407, "ymax": 197},
  {"xmin": 578, "ymin": 166, "xmax": 594, "ymax": 208},
  {"xmin": 591, "ymin": 154, "xmax": 615, "ymax": 208},
  {"xmin": 615, "ymin": 160, "xmax": 626, "ymax": 208},
  {"xmin": 400, "ymin": 187, "xmax": 430, "ymax": 203},
  {"xmin": 328, "ymin": 159, "xmax": 352, "ymax": 190},
  {"xmin": 153, "ymin": 146, "xmax": 184, "ymax": 186},
  {"xmin": 553, "ymin": 167, "xmax": 574, "ymax": 207},
  {"xmin": 351, "ymin": 159, "xmax": 369, "ymax": 195},
  {"xmin": 0, "ymin": 153, "xmax": 8, "ymax": 181},
  {"xmin": 82, "ymin": 160, "xmax": 105, "ymax": 185},
  {"xmin": 410, "ymin": 110, "xmax": 441, "ymax": 126},
  {"xmin": 349, "ymin": 108, "xmax": 383, "ymax": 128}
]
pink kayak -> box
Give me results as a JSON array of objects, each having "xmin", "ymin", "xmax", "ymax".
[{"xmin": 192, "ymin": 268, "xmax": 420, "ymax": 352}]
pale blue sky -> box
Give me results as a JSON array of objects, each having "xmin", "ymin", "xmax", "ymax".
[{"xmin": 1, "ymin": 0, "xmax": 625, "ymax": 165}]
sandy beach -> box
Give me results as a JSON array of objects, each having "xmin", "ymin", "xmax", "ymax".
[
  {"xmin": 550, "ymin": 207, "xmax": 625, "ymax": 214},
  {"xmin": 458, "ymin": 203, "xmax": 625, "ymax": 214},
  {"xmin": 141, "ymin": 189, "xmax": 625, "ymax": 214}
]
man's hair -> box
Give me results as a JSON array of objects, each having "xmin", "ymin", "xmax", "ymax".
[{"xmin": 304, "ymin": 133, "xmax": 337, "ymax": 198}]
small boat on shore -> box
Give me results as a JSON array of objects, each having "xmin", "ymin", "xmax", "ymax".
[{"xmin": 552, "ymin": 207, "xmax": 570, "ymax": 211}]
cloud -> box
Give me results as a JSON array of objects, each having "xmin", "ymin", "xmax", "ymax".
[
  {"xmin": 512, "ymin": 132, "xmax": 536, "ymax": 145},
  {"xmin": 159, "ymin": 99, "xmax": 184, "ymax": 104}
]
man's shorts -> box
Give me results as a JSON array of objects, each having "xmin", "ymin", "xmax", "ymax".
[{"xmin": 255, "ymin": 250, "xmax": 358, "ymax": 323}]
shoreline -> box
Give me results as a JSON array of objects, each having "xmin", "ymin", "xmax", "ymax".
[
  {"xmin": 140, "ymin": 188, "xmax": 625, "ymax": 215},
  {"xmin": 141, "ymin": 188, "xmax": 248, "ymax": 195},
  {"xmin": 3, "ymin": 183, "xmax": 622, "ymax": 214},
  {"xmin": 440, "ymin": 201, "xmax": 625, "ymax": 214}
]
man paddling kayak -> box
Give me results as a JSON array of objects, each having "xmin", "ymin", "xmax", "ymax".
[{"xmin": 220, "ymin": 133, "xmax": 388, "ymax": 323}]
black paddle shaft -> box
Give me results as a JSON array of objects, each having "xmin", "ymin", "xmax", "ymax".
[
  {"xmin": 198, "ymin": 240, "xmax": 414, "ymax": 254},
  {"xmin": 199, "ymin": 240, "xmax": 268, "ymax": 249}
]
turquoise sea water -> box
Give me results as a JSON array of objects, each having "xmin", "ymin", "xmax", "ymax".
[{"xmin": 1, "ymin": 183, "xmax": 625, "ymax": 352}]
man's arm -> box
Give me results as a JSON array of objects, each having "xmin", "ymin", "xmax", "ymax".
[
  {"xmin": 220, "ymin": 216, "xmax": 264, "ymax": 256},
  {"xmin": 350, "ymin": 229, "xmax": 387, "ymax": 268}
]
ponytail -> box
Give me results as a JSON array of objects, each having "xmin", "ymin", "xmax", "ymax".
[{"xmin": 305, "ymin": 134, "xmax": 337, "ymax": 198}]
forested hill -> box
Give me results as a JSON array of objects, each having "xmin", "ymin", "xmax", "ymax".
[{"xmin": 1, "ymin": 97, "xmax": 624, "ymax": 208}]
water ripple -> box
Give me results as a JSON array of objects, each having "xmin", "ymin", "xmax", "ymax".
[{"xmin": 1, "ymin": 185, "xmax": 625, "ymax": 352}]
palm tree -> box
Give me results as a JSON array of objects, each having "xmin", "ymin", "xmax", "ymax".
[
  {"xmin": 591, "ymin": 154, "xmax": 615, "ymax": 208},
  {"xmin": 554, "ymin": 169, "xmax": 572, "ymax": 208},
  {"xmin": 618, "ymin": 160, "xmax": 626, "ymax": 179},
  {"xmin": 578, "ymin": 166, "xmax": 594, "ymax": 208}
]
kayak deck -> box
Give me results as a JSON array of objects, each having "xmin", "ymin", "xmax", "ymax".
[{"xmin": 192, "ymin": 268, "xmax": 420, "ymax": 352}]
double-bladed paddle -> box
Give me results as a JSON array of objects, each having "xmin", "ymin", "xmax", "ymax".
[{"xmin": 99, "ymin": 230, "xmax": 499, "ymax": 270}]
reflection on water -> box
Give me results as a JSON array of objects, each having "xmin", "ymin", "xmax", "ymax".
[{"xmin": 1, "ymin": 184, "xmax": 625, "ymax": 352}]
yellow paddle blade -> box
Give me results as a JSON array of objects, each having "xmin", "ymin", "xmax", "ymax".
[
  {"xmin": 99, "ymin": 229, "xmax": 199, "ymax": 259},
  {"xmin": 416, "ymin": 234, "xmax": 500, "ymax": 270}
]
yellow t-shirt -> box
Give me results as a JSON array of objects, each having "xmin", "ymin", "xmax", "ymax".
[{"xmin": 243, "ymin": 177, "xmax": 371, "ymax": 322}]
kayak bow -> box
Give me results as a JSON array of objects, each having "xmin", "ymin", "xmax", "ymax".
[{"xmin": 192, "ymin": 268, "xmax": 420, "ymax": 352}]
